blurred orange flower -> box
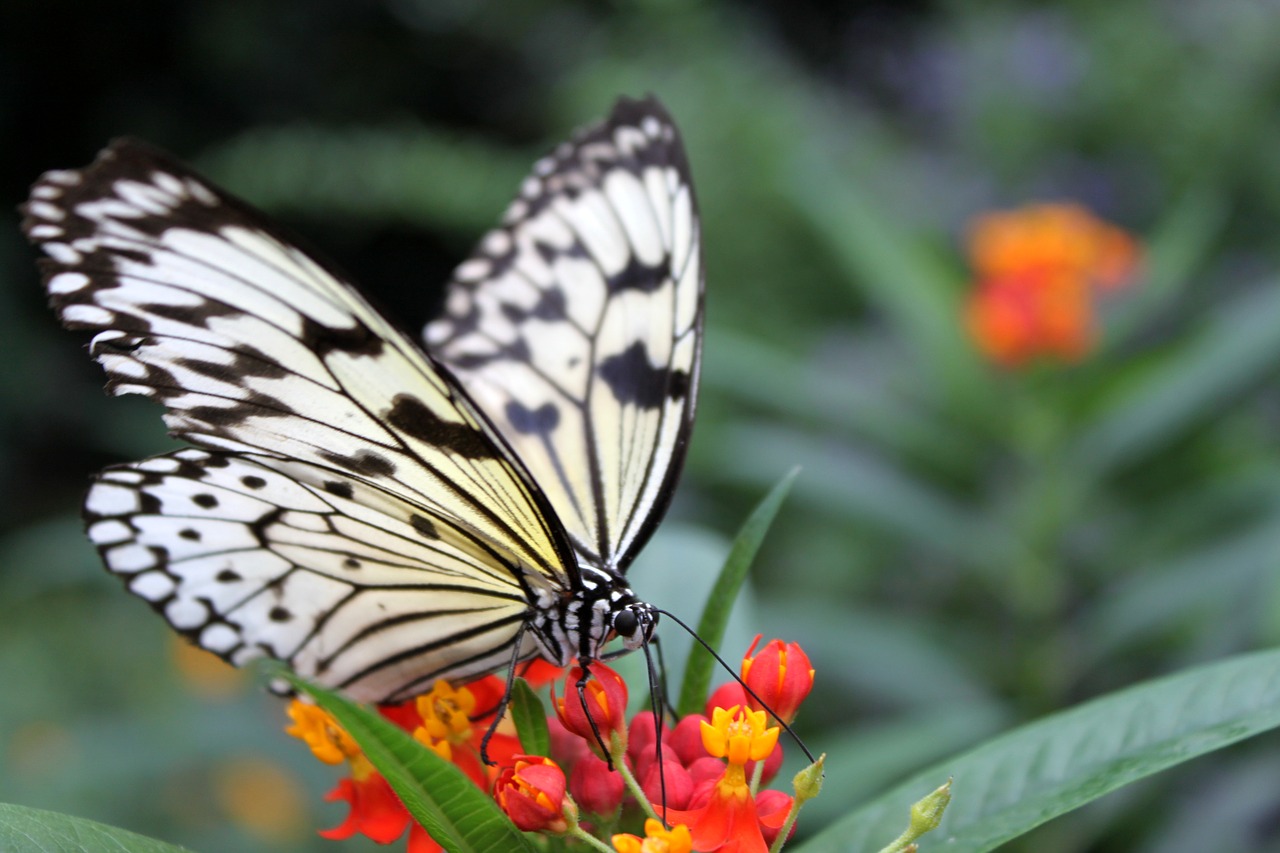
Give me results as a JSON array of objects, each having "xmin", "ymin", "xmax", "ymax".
[{"xmin": 963, "ymin": 203, "xmax": 1140, "ymax": 366}]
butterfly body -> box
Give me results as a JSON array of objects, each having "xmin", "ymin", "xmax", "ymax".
[{"xmin": 24, "ymin": 97, "xmax": 701, "ymax": 704}]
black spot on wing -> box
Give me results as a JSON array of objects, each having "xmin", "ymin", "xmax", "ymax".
[
  {"xmin": 193, "ymin": 493, "xmax": 218, "ymax": 509},
  {"xmin": 179, "ymin": 528, "xmax": 201, "ymax": 541},
  {"xmin": 268, "ymin": 606, "xmax": 292, "ymax": 622},
  {"xmin": 384, "ymin": 394, "xmax": 496, "ymax": 460},
  {"xmin": 323, "ymin": 480, "xmax": 354, "ymax": 499},
  {"xmin": 216, "ymin": 569, "xmax": 241, "ymax": 582},
  {"xmin": 598, "ymin": 342, "xmax": 669, "ymax": 409},
  {"xmin": 506, "ymin": 400, "xmax": 559, "ymax": 436},
  {"xmin": 241, "ymin": 475, "xmax": 266, "ymax": 489},
  {"xmin": 320, "ymin": 449, "xmax": 396, "ymax": 478},
  {"xmin": 343, "ymin": 558, "xmax": 361, "ymax": 570},
  {"xmin": 607, "ymin": 255, "xmax": 668, "ymax": 294},
  {"xmin": 302, "ymin": 316, "xmax": 385, "ymax": 358},
  {"xmin": 411, "ymin": 514, "xmax": 439, "ymax": 539}
]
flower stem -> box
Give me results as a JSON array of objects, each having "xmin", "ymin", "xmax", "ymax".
[
  {"xmin": 567, "ymin": 823, "xmax": 617, "ymax": 853},
  {"xmin": 611, "ymin": 732, "xmax": 661, "ymax": 823},
  {"xmin": 750, "ymin": 756, "xmax": 766, "ymax": 796}
]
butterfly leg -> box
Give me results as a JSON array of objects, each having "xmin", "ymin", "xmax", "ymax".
[
  {"xmin": 574, "ymin": 660, "xmax": 618, "ymax": 770},
  {"xmin": 479, "ymin": 623, "xmax": 531, "ymax": 766}
]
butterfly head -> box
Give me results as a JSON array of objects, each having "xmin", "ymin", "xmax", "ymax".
[{"xmin": 612, "ymin": 601, "xmax": 658, "ymax": 651}]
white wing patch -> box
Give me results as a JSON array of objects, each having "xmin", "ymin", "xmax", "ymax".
[
  {"xmin": 426, "ymin": 97, "xmax": 704, "ymax": 571},
  {"xmin": 87, "ymin": 449, "xmax": 545, "ymax": 703}
]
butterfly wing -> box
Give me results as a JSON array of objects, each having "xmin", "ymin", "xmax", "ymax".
[
  {"xmin": 425, "ymin": 96, "xmax": 704, "ymax": 572},
  {"xmin": 89, "ymin": 449, "xmax": 546, "ymax": 702},
  {"xmin": 22, "ymin": 140, "xmax": 584, "ymax": 699},
  {"xmin": 23, "ymin": 140, "xmax": 577, "ymax": 586}
]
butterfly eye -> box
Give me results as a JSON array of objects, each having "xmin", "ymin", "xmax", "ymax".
[{"xmin": 613, "ymin": 608, "xmax": 640, "ymax": 640}]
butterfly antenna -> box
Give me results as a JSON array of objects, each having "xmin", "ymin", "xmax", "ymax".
[
  {"xmin": 649, "ymin": 635, "xmax": 679, "ymax": 719},
  {"xmin": 642, "ymin": 639, "xmax": 669, "ymax": 825},
  {"xmin": 655, "ymin": 609, "xmax": 816, "ymax": 764}
]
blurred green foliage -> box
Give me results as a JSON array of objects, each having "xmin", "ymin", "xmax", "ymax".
[{"xmin": 3, "ymin": 1, "xmax": 1280, "ymax": 851}]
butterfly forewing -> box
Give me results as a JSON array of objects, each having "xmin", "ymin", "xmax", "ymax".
[
  {"xmin": 23, "ymin": 141, "xmax": 576, "ymax": 588},
  {"xmin": 87, "ymin": 449, "xmax": 543, "ymax": 702},
  {"xmin": 426, "ymin": 97, "xmax": 704, "ymax": 571}
]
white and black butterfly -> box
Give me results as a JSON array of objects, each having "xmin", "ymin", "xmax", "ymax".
[{"xmin": 22, "ymin": 96, "xmax": 703, "ymax": 706}]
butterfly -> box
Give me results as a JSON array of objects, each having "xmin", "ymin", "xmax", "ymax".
[{"xmin": 22, "ymin": 96, "xmax": 703, "ymax": 706}]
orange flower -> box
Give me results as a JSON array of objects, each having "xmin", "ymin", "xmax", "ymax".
[
  {"xmin": 661, "ymin": 705, "xmax": 783, "ymax": 853},
  {"xmin": 553, "ymin": 663, "xmax": 629, "ymax": 757},
  {"xmin": 494, "ymin": 755, "xmax": 568, "ymax": 833},
  {"xmin": 613, "ymin": 818, "xmax": 694, "ymax": 853},
  {"xmin": 740, "ymin": 636, "xmax": 814, "ymax": 725},
  {"xmin": 286, "ymin": 676, "xmax": 521, "ymax": 853},
  {"xmin": 963, "ymin": 203, "xmax": 1140, "ymax": 366}
]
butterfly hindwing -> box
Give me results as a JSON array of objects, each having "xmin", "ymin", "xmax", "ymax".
[
  {"xmin": 426, "ymin": 96, "xmax": 704, "ymax": 571},
  {"xmin": 87, "ymin": 449, "xmax": 545, "ymax": 702},
  {"xmin": 23, "ymin": 141, "xmax": 577, "ymax": 589}
]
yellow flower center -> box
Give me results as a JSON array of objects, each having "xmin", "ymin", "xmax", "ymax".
[
  {"xmin": 699, "ymin": 705, "xmax": 779, "ymax": 767},
  {"xmin": 284, "ymin": 700, "xmax": 360, "ymax": 766},
  {"xmin": 414, "ymin": 679, "xmax": 477, "ymax": 749}
]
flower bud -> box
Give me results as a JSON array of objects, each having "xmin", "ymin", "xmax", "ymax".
[
  {"xmin": 741, "ymin": 636, "xmax": 814, "ymax": 725},
  {"xmin": 756, "ymin": 788, "xmax": 796, "ymax": 845},
  {"xmin": 569, "ymin": 753, "xmax": 625, "ymax": 816},
  {"xmin": 640, "ymin": 758, "xmax": 694, "ymax": 810},
  {"xmin": 494, "ymin": 755, "xmax": 567, "ymax": 833},
  {"xmin": 553, "ymin": 664, "xmax": 629, "ymax": 756}
]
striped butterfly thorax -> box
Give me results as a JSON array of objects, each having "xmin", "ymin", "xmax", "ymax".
[{"xmin": 22, "ymin": 96, "xmax": 702, "ymax": 705}]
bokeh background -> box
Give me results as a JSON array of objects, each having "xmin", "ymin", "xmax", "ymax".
[{"xmin": 4, "ymin": 1, "xmax": 1280, "ymax": 851}]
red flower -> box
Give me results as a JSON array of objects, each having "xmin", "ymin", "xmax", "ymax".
[
  {"xmin": 553, "ymin": 663, "xmax": 629, "ymax": 756},
  {"xmin": 963, "ymin": 203, "xmax": 1140, "ymax": 367},
  {"xmin": 660, "ymin": 705, "xmax": 785, "ymax": 853},
  {"xmin": 494, "ymin": 755, "xmax": 568, "ymax": 833},
  {"xmin": 741, "ymin": 636, "xmax": 814, "ymax": 726}
]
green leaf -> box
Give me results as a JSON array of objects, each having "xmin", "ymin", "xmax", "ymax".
[
  {"xmin": 1070, "ymin": 283, "xmax": 1280, "ymax": 478},
  {"xmin": 0, "ymin": 803, "xmax": 193, "ymax": 853},
  {"xmin": 291, "ymin": 676, "xmax": 538, "ymax": 853},
  {"xmin": 792, "ymin": 647, "xmax": 1280, "ymax": 852},
  {"xmin": 676, "ymin": 467, "xmax": 798, "ymax": 718},
  {"xmin": 510, "ymin": 678, "xmax": 551, "ymax": 758}
]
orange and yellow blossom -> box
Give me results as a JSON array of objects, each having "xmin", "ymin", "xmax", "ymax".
[
  {"xmin": 613, "ymin": 818, "xmax": 694, "ymax": 853},
  {"xmin": 963, "ymin": 203, "xmax": 1140, "ymax": 367},
  {"xmin": 661, "ymin": 706, "xmax": 786, "ymax": 853}
]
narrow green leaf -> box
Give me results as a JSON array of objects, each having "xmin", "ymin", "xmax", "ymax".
[
  {"xmin": 510, "ymin": 678, "xmax": 551, "ymax": 758},
  {"xmin": 1070, "ymin": 283, "xmax": 1280, "ymax": 477},
  {"xmin": 676, "ymin": 467, "xmax": 798, "ymax": 718},
  {"xmin": 0, "ymin": 803, "xmax": 193, "ymax": 853},
  {"xmin": 792, "ymin": 647, "xmax": 1280, "ymax": 852},
  {"xmin": 291, "ymin": 676, "xmax": 538, "ymax": 853}
]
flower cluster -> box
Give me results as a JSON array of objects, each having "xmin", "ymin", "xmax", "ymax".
[
  {"xmin": 286, "ymin": 637, "xmax": 816, "ymax": 853},
  {"xmin": 963, "ymin": 203, "xmax": 1141, "ymax": 367}
]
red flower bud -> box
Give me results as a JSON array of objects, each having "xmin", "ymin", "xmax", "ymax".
[
  {"xmin": 569, "ymin": 753, "xmax": 625, "ymax": 816},
  {"xmin": 553, "ymin": 664, "xmax": 628, "ymax": 756},
  {"xmin": 668, "ymin": 714, "xmax": 710, "ymax": 766},
  {"xmin": 494, "ymin": 755, "xmax": 567, "ymax": 833},
  {"xmin": 626, "ymin": 710, "xmax": 667, "ymax": 777},
  {"xmin": 640, "ymin": 758, "xmax": 695, "ymax": 810},
  {"xmin": 705, "ymin": 682, "xmax": 746, "ymax": 717},
  {"xmin": 740, "ymin": 636, "xmax": 814, "ymax": 724},
  {"xmin": 756, "ymin": 789, "xmax": 796, "ymax": 845}
]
